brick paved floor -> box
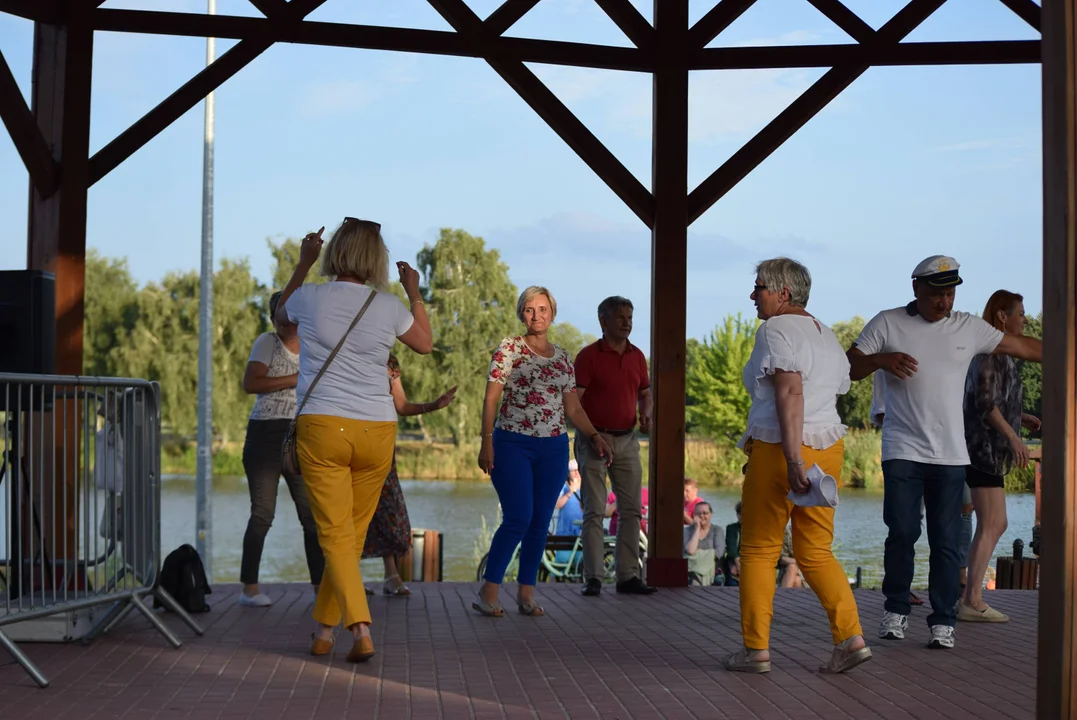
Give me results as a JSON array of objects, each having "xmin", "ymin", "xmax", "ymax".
[{"xmin": 0, "ymin": 584, "xmax": 1036, "ymax": 719}]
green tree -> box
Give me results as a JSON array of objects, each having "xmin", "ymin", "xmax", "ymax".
[
  {"xmin": 1021, "ymin": 312, "xmax": 1042, "ymax": 418},
  {"xmin": 548, "ymin": 322, "xmax": 597, "ymax": 361},
  {"xmin": 401, "ymin": 228, "xmax": 520, "ymax": 446},
  {"xmin": 685, "ymin": 337, "xmax": 703, "ymax": 435},
  {"xmin": 831, "ymin": 315, "xmax": 873, "ymax": 429},
  {"xmin": 686, "ymin": 314, "xmax": 759, "ymax": 442},
  {"xmin": 83, "ymin": 250, "xmax": 139, "ymax": 376},
  {"xmin": 268, "ymin": 237, "xmax": 327, "ymax": 291}
]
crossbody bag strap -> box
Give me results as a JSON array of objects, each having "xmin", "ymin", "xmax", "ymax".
[{"xmin": 292, "ymin": 290, "xmax": 378, "ymax": 421}]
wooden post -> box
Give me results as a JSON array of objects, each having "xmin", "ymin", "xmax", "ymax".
[
  {"xmin": 25, "ymin": 3, "xmax": 94, "ymax": 570},
  {"xmin": 645, "ymin": 0, "xmax": 688, "ymax": 587},
  {"xmin": 1039, "ymin": 1, "xmax": 1077, "ymax": 715}
]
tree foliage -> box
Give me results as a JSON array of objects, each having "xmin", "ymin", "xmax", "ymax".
[
  {"xmin": 830, "ymin": 315, "xmax": 874, "ymax": 429},
  {"xmin": 685, "ymin": 314, "xmax": 759, "ymax": 442},
  {"xmin": 1021, "ymin": 312, "xmax": 1042, "ymax": 418}
]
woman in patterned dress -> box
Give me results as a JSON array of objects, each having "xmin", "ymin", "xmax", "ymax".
[
  {"xmin": 474, "ymin": 286, "xmax": 613, "ymax": 617},
  {"xmin": 958, "ymin": 290, "xmax": 1041, "ymax": 623},
  {"xmin": 363, "ymin": 353, "xmax": 457, "ymax": 596}
]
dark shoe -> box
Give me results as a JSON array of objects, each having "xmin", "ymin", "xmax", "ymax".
[
  {"xmin": 581, "ymin": 579, "xmax": 602, "ymax": 597},
  {"xmin": 615, "ymin": 577, "xmax": 657, "ymax": 595}
]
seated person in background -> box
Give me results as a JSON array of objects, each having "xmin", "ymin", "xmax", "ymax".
[
  {"xmin": 777, "ymin": 525, "xmax": 803, "ymax": 588},
  {"xmin": 608, "ymin": 485, "xmax": 649, "ymax": 537},
  {"xmin": 684, "ymin": 502, "xmax": 724, "ymax": 586},
  {"xmin": 723, "ymin": 501, "xmax": 743, "ymax": 586},
  {"xmin": 683, "ymin": 477, "xmax": 704, "ymax": 524},
  {"xmin": 553, "ymin": 460, "xmax": 584, "ymax": 564}
]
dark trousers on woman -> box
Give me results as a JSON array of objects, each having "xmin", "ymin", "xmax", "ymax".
[
  {"xmin": 483, "ymin": 429, "xmax": 570, "ymax": 585},
  {"xmin": 241, "ymin": 418, "xmax": 325, "ymax": 587}
]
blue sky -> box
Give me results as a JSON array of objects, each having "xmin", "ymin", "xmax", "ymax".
[{"xmin": 0, "ymin": 0, "xmax": 1042, "ymax": 350}]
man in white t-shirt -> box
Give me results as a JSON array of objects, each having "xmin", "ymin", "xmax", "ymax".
[{"xmin": 848, "ymin": 255, "xmax": 1041, "ymax": 650}]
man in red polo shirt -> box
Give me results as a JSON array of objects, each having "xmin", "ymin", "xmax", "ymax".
[{"xmin": 575, "ymin": 296, "xmax": 656, "ymax": 597}]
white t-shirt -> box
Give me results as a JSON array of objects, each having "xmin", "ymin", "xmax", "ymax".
[
  {"xmin": 870, "ymin": 370, "xmax": 886, "ymax": 429},
  {"xmin": 855, "ymin": 305, "xmax": 1004, "ymax": 465},
  {"xmin": 285, "ymin": 282, "xmax": 414, "ymax": 422},
  {"xmin": 738, "ymin": 315, "xmax": 851, "ymax": 450},
  {"xmin": 247, "ymin": 332, "xmax": 299, "ymax": 421}
]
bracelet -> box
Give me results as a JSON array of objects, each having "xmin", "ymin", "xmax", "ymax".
[
  {"xmin": 786, "ymin": 459, "xmax": 805, "ymax": 466},
  {"xmin": 481, "ymin": 432, "xmax": 494, "ymax": 437},
  {"xmin": 411, "ymin": 299, "xmax": 425, "ymax": 307}
]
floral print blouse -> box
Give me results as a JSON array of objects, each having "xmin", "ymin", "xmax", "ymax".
[
  {"xmin": 488, "ymin": 336, "xmax": 576, "ymax": 437},
  {"xmin": 963, "ymin": 353, "xmax": 1023, "ymax": 476}
]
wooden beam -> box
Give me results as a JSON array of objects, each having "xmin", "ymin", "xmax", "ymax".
[
  {"xmin": 426, "ymin": 0, "xmax": 655, "ymax": 227},
  {"xmin": 686, "ymin": 0, "xmax": 946, "ymax": 225},
  {"xmin": 0, "ymin": 48, "xmax": 59, "ymax": 198},
  {"xmin": 647, "ymin": 0, "xmax": 689, "ymax": 587},
  {"xmin": 1038, "ymin": 2, "xmax": 1077, "ymax": 715},
  {"xmin": 999, "ymin": 0, "xmax": 1042, "ymax": 32},
  {"xmin": 804, "ymin": 0, "xmax": 876, "ymax": 45},
  {"xmin": 691, "ymin": 39, "xmax": 1041, "ymax": 70},
  {"xmin": 91, "ymin": 10, "xmax": 652, "ymax": 72},
  {"xmin": 689, "ymin": 0, "xmax": 758, "ymax": 49},
  {"xmin": 483, "ymin": 0, "xmax": 540, "ymax": 36},
  {"xmin": 88, "ymin": 0, "xmax": 327, "ymax": 186},
  {"xmin": 0, "ymin": 0, "xmax": 59, "ymax": 24},
  {"xmin": 594, "ymin": 0, "xmax": 655, "ymax": 49},
  {"xmin": 26, "ymin": 0, "xmax": 94, "ymax": 576}
]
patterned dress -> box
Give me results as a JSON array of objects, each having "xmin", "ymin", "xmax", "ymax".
[
  {"xmin": 362, "ymin": 354, "xmax": 412, "ymax": 559},
  {"xmin": 963, "ymin": 354, "xmax": 1023, "ymax": 476}
]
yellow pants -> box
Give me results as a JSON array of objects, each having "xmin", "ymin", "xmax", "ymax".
[
  {"xmin": 739, "ymin": 438, "xmax": 862, "ymax": 649},
  {"xmin": 297, "ymin": 415, "xmax": 397, "ymax": 628}
]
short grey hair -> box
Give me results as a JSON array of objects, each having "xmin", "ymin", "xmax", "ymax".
[
  {"xmin": 597, "ymin": 295, "xmax": 633, "ymax": 321},
  {"xmin": 517, "ymin": 286, "xmax": 557, "ymax": 323},
  {"xmin": 756, "ymin": 257, "xmax": 811, "ymax": 307}
]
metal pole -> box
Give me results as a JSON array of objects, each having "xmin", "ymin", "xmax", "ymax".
[{"xmin": 195, "ymin": 0, "xmax": 216, "ymax": 581}]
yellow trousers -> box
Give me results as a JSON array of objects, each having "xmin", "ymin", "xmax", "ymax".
[
  {"xmin": 297, "ymin": 415, "xmax": 396, "ymax": 628},
  {"xmin": 739, "ymin": 438, "xmax": 862, "ymax": 649}
]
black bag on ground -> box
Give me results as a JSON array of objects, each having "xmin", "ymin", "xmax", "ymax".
[{"xmin": 155, "ymin": 544, "xmax": 212, "ymax": 613}]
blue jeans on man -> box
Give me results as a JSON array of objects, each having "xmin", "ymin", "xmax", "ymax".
[{"xmin": 882, "ymin": 460, "xmax": 966, "ymax": 628}]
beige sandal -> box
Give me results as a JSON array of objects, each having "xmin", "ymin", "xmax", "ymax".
[
  {"xmin": 819, "ymin": 636, "xmax": 872, "ymax": 674},
  {"xmin": 722, "ymin": 648, "xmax": 771, "ymax": 674},
  {"xmin": 383, "ymin": 575, "xmax": 412, "ymax": 596}
]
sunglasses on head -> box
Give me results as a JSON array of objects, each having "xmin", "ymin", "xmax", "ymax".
[{"xmin": 343, "ymin": 216, "xmax": 381, "ymax": 231}]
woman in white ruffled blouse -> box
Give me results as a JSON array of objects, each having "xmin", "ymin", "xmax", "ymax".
[{"xmin": 722, "ymin": 257, "xmax": 870, "ymax": 676}]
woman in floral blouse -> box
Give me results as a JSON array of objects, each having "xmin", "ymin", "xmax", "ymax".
[
  {"xmin": 362, "ymin": 354, "xmax": 456, "ymax": 597},
  {"xmin": 959, "ymin": 290, "xmax": 1041, "ymax": 624},
  {"xmin": 474, "ymin": 286, "xmax": 613, "ymax": 617}
]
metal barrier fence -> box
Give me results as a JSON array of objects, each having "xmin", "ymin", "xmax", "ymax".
[{"xmin": 0, "ymin": 373, "xmax": 203, "ymax": 687}]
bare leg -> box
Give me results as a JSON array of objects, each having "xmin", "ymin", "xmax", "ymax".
[
  {"xmin": 243, "ymin": 583, "xmax": 260, "ymax": 597},
  {"xmin": 383, "ymin": 555, "xmax": 397, "ymax": 580},
  {"xmin": 963, "ymin": 487, "xmax": 1008, "ymax": 609},
  {"xmin": 479, "ymin": 581, "xmax": 500, "ymax": 605}
]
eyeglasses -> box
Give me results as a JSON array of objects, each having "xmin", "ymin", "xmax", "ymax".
[
  {"xmin": 753, "ymin": 284, "xmax": 767, "ymax": 294},
  {"xmin": 343, "ymin": 216, "xmax": 381, "ymax": 231}
]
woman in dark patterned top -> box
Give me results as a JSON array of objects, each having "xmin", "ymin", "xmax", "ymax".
[
  {"xmin": 362, "ymin": 354, "xmax": 456, "ymax": 596},
  {"xmin": 959, "ymin": 290, "xmax": 1041, "ymax": 623}
]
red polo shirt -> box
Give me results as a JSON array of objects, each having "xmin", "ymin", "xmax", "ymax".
[{"xmin": 574, "ymin": 339, "xmax": 650, "ymax": 431}]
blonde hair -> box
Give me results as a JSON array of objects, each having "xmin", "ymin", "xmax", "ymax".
[
  {"xmin": 517, "ymin": 286, "xmax": 557, "ymax": 323},
  {"xmin": 321, "ymin": 218, "xmax": 389, "ymax": 288},
  {"xmin": 982, "ymin": 290, "xmax": 1023, "ymax": 332}
]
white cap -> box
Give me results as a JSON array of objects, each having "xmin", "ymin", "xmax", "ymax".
[{"xmin": 911, "ymin": 255, "xmax": 962, "ymax": 287}]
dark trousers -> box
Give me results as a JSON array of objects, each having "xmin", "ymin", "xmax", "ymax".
[
  {"xmin": 881, "ymin": 459, "xmax": 966, "ymax": 627},
  {"xmin": 240, "ymin": 419, "xmax": 325, "ymax": 587}
]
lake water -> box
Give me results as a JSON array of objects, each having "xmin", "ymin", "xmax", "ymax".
[
  {"xmin": 148, "ymin": 476, "xmax": 1035, "ymax": 587},
  {"xmin": 0, "ymin": 475, "xmax": 1036, "ymax": 587}
]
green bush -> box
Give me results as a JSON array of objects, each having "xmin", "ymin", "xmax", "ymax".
[{"xmin": 841, "ymin": 429, "xmax": 883, "ymax": 489}]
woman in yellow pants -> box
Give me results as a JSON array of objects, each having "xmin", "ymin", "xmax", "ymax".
[
  {"xmin": 723, "ymin": 257, "xmax": 871, "ymax": 675},
  {"xmin": 276, "ymin": 218, "xmax": 432, "ymax": 662}
]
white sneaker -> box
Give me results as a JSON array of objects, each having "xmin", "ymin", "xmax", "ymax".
[
  {"xmin": 928, "ymin": 625, "xmax": 955, "ymax": 649},
  {"xmin": 238, "ymin": 592, "xmax": 272, "ymax": 608},
  {"xmin": 878, "ymin": 611, "xmax": 908, "ymax": 640}
]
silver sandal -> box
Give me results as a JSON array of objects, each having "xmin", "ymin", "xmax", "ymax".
[
  {"xmin": 819, "ymin": 636, "xmax": 873, "ymax": 674},
  {"xmin": 471, "ymin": 596, "xmax": 505, "ymax": 617},
  {"xmin": 722, "ymin": 648, "xmax": 771, "ymax": 674}
]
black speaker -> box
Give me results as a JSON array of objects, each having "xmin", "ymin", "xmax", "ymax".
[{"xmin": 0, "ymin": 269, "xmax": 56, "ymax": 375}]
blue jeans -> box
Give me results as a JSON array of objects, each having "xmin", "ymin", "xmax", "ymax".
[
  {"xmin": 882, "ymin": 460, "xmax": 966, "ymax": 627},
  {"xmin": 483, "ymin": 430, "xmax": 570, "ymax": 586}
]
